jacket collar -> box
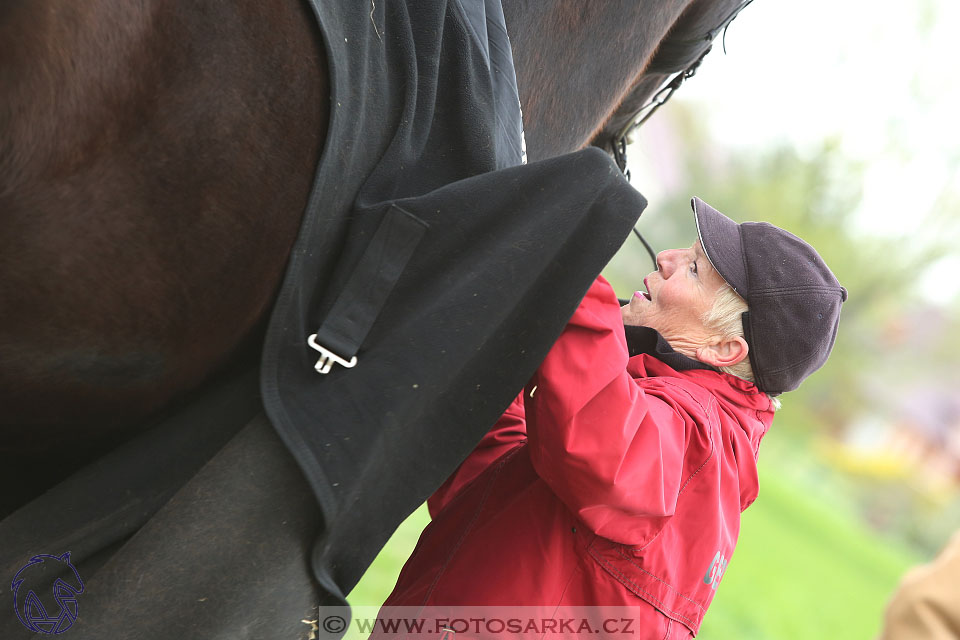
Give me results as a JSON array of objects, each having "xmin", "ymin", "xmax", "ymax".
[{"xmin": 623, "ymin": 325, "xmax": 718, "ymax": 373}]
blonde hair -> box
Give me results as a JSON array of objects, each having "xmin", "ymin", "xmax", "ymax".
[{"xmin": 702, "ymin": 284, "xmax": 781, "ymax": 411}]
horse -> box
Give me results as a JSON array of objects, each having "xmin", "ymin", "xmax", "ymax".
[
  {"xmin": 1, "ymin": 0, "xmax": 751, "ymax": 634},
  {"xmin": 0, "ymin": 0, "xmax": 746, "ymax": 514}
]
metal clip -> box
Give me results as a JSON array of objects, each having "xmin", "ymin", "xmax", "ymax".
[{"xmin": 307, "ymin": 334, "xmax": 358, "ymax": 374}]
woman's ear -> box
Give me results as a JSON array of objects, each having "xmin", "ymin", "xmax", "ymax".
[{"xmin": 696, "ymin": 336, "xmax": 749, "ymax": 369}]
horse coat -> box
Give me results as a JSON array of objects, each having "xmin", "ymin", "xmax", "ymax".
[{"xmin": 263, "ymin": 0, "xmax": 647, "ymax": 608}]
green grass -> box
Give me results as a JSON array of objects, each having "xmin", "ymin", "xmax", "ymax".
[
  {"xmin": 347, "ymin": 503, "xmax": 431, "ymax": 608},
  {"xmin": 347, "ymin": 450, "xmax": 920, "ymax": 639}
]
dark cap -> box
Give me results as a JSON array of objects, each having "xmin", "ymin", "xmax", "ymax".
[{"xmin": 691, "ymin": 197, "xmax": 847, "ymax": 395}]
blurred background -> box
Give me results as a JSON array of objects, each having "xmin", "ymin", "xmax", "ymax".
[{"xmin": 348, "ymin": 1, "xmax": 960, "ymax": 637}]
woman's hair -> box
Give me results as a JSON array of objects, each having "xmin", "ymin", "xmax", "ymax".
[{"xmin": 702, "ymin": 284, "xmax": 781, "ymax": 410}]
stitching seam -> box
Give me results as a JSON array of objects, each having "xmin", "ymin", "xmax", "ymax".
[
  {"xmin": 588, "ymin": 547, "xmax": 699, "ymax": 626},
  {"xmin": 613, "ymin": 547, "xmax": 705, "ymax": 611}
]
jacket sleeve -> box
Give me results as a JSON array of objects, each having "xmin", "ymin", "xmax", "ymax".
[
  {"xmin": 524, "ymin": 276, "xmax": 690, "ymax": 545},
  {"xmin": 427, "ymin": 393, "xmax": 528, "ymax": 517}
]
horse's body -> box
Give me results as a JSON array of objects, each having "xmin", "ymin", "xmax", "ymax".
[{"xmin": 0, "ymin": 0, "xmax": 744, "ymax": 510}]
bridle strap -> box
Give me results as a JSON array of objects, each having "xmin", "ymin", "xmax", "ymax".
[
  {"xmin": 611, "ymin": 0, "xmax": 754, "ymax": 269},
  {"xmin": 611, "ymin": 45, "xmax": 711, "ymax": 177},
  {"xmin": 612, "ymin": 0, "xmax": 755, "ymax": 173}
]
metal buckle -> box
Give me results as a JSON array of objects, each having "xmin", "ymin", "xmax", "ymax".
[{"xmin": 307, "ymin": 334, "xmax": 358, "ymax": 374}]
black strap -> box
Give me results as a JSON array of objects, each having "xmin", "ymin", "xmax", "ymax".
[
  {"xmin": 308, "ymin": 204, "xmax": 428, "ymax": 373},
  {"xmin": 622, "ymin": 324, "xmax": 718, "ymax": 373}
]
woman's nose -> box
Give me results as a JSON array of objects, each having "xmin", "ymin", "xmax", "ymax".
[{"xmin": 656, "ymin": 249, "xmax": 678, "ymax": 277}]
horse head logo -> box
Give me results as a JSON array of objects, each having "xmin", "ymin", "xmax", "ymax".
[{"xmin": 11, "ymin": 552, "xmax": 85, "ymax": 634}]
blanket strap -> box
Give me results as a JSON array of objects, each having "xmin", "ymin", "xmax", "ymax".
[{"xmin": 308, "ymin": 204, "xmax": 428, "ymax": 374}]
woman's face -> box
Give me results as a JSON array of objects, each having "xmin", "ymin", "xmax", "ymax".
[{"xmin": 620, "ymin": 240, "xmax": 728, "ymax": 353}]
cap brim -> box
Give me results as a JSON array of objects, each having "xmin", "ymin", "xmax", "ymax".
[{"xmin": 691, "ymin": 197, "xmax": 748, "ymax": 296}]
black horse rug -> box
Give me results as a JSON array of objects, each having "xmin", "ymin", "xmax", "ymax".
[{"xmin": 0, "ymin": 0, "xmax": 646, "ymax": 637}]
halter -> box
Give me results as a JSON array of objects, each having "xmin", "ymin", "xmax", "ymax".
[{"xmin": 609, "ymin": 0, "xmax": 754, "ymax": 269}]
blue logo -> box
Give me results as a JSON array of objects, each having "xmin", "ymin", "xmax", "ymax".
[{"xmin": 11, "ymin": 552, "xmax": 84, "ymax": 634}]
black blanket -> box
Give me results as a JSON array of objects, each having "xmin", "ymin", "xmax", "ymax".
[{"xmin": 262, "ymin": 0, "xmax": 646, "ymax": 606}]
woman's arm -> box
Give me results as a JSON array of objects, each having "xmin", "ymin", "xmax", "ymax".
[
  {"xmin": 427, "ymin": 393, "xmax": 528, "ymax": 516},
  {"xmin": 524, "ymin": 276, "xmax": 691, "ymax": 545}
]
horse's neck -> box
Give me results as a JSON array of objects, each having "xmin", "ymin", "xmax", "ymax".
[{"xmin": 503, "ymin": 0, "xmax": 690, "ymax": 160}]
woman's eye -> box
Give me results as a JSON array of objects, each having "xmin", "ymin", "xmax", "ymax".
[{"xmin": 690, "ymin": 261, "xmax": 698, "ymax": 275}]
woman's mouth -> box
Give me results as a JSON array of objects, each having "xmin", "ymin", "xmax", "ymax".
[{"xmin": 637, "ymin": 277, "xmax": 652, "ymax": 301}]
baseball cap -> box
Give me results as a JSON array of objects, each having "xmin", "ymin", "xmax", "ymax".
[{"xmin": 691, "ymin": 197, "xmax": 847, "ymax": 395}]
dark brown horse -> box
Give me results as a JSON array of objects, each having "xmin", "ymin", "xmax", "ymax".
[{"xmin": 0, "ymin": 0, "xmax": 746, "ymax": 512}]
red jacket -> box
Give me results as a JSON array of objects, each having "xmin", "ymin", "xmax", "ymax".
[{"xmin": 378, "ymin": 277, "xmax": 775, "ymax": 638}]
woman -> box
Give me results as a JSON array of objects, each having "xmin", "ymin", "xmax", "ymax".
[{"xmin": 373, "ymin": 197, "xmax": 847, "ymax": 639}]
